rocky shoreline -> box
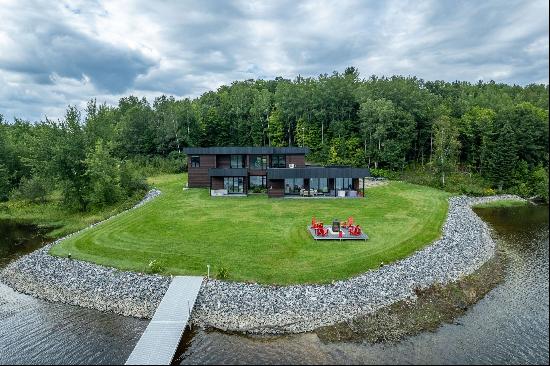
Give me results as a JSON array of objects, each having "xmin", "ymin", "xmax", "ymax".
[{"xmin": 0, "ymin": 189, "xmax": 524, "ymax": 334}]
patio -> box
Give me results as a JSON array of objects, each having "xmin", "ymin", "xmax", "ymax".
[{"xmin": 308, "ymin": 217, "xmax": 369, "ymax": 240}]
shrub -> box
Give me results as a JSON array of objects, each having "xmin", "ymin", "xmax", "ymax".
[
  {"xmin": 216, "ymin": 265, "xmax": 230, "ymax": 280},
  {"xmin": 370, "ymin": 168, "xmax": 399, "ymax": 180},
  {"xmin": 145, "ymin": 259, "xmax": 165, "ymax": 274},
  {"xmin": 10, "ymin": 175, "xmax": 50, "ymax": 203},
  {"xmin": 0, "ymin": 164, "xmax": 9, "ymax": 202}
]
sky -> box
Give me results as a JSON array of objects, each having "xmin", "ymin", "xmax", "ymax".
[{"xmin": 0, "ymin": 0, "xmax": 548, "ymax": 122}]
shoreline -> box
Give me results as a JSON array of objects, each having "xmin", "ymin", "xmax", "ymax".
[{"xmin": 0, "ymin": 189, "xmax": 524, "ymax": 334}]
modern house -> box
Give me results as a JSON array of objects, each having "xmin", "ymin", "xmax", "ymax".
[{"xmin": 182, "ymin": 147, "xmax": 371, "ymax": 198}]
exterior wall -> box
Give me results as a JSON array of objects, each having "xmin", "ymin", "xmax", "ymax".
[
  {"xmin": 286, "ymin": 154, "xmax": 305, "ymax": 168},
  {"xmin": 216, "ymin": 154, "xmax": 231, "ymax": 168},
  {"xmin": 267, "ymin": 179, "xmax": 285, "ymax": 198},
  {"xmin": 188, "ymin": 155, "xmax": 216, "ymax": 188},
  {"xmin": 212, "ymin": 177, "xmax": 224, "ymax": 190}
]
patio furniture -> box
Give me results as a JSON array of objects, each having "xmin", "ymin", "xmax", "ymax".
[
  {"xmin": 342, "ymin": 216, "xmax": 354, "ymax": 228},
  {"xmin": 316, "ymin": 226, "xmax": 328, "ymax": 237},
  {"xmin": 349, "ymin": 225, "xmax": 362, "ymax": 236},
  {"xmin": 348, "ymin": 190, "xmax": 357, "ymax": 197},
  {"xmin": 332, "ymin": 219, "xmax": 341, "ymax": 232},
  {"xmin": 337, "ymin": 190, "xmax": 346, "ymax": 197}
]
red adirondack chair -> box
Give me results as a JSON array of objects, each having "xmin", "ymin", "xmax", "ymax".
[
  {"xmin": 342, "ymin": 216, "xmax": 354, "ymax": 228},
  {"xmin": 350, "ymin": 225, "xmax": 362, "ymax": 236}
]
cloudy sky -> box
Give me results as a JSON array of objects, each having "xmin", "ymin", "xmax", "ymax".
[{"xmin": 0, "ymin": 0, "xmax": 548, "ymax": 121}]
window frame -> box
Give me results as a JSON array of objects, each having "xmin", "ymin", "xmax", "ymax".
[
  {"xmin": 230, "ymin": 154, "xmax": 245, "ymax": 168},
  {"xmin": 250, "ymin": 155, "xmax": 268, "ymax": 170},
  {"xmin": 190, "ymin": 155, "xmax": 200, "ymax": 168},
  {"xmin": 271, "ymin": 154, "xmax": 286, "ymax": 168},
  {"xmin": 224, "ymin": 177, "xmax": 245, "ymax": 193}
]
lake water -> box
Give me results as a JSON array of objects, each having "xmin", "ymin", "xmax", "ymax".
[{"xmin": 1, "ymin": 204, "xmax": 548, "ymax": 364}]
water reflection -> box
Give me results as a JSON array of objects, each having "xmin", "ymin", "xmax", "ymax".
[{"xmin": 0, "ymin": 220, "xmax": 148, "ymax": 365}]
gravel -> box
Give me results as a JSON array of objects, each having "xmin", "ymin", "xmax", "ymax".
[
  {"xmin": 0, "ymin": 189, "xmax": 170, "ymax": 318},
  {"xmin": 0, "ymin": 190, "xmax": 523, "ymax": 333},
  {"xmin": 190, "ymin": 195, "xmax": 524, "ymax": 334}
]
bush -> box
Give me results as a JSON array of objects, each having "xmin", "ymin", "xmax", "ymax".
[
  {"xmin": 370, "ymin": 168, "xmax": 399, "ymax": 180},
  {"xmin": 130, "ymin": 153, "xmax": 187, "ymax": 176},
  {"xmin": 530, "ymin": 166, "xmax": 549, "ymax": 203},
  {"xmin": 145, "ymin": 259, "xmax": 165, "ymax": 274},
  {"xmin": 0, "ymin": 164, "xmax": 9, "ymax": 202},
  {"xmin": 216, "ymin": 265, "xmax": 230, "ymax": 280},
  {"xmin": 120, "ymin": 161, "xmax": 148, "ymax": 196},
  {"xmin": 10, "ymin": 175, "xmax": 50, "ymax": 203}
]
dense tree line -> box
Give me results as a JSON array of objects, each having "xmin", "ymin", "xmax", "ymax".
[{"xmin": 1, "ymin": 67, "xmax": 548, "ymax": 209}]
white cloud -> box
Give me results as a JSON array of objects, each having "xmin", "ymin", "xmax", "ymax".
[{"xmin": 0, "ymin": 0, "xmax": 548, "ymax": 121}]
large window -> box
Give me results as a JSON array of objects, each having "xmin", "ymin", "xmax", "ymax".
[
  {"xmin": 284, "ymin": 178, "xmax": 304, "ymax": 194},
  {"xmin": 250, "ymin": 155, "xmax": 268, "ymax": 170},
  {"xmin": 310, "ymin": 178, "xmax": 329, "ymax": 193},
  {"xmin": 224, "ymin": 177, "xmax": 244, "ymax": 193},
  {"xmin": 230, "ymin": 155, "xmax": 245, "ymax": 168},
  {"xmin": 271, "ymin": 154, "xmax": 286, "ymax": 168},
  {"xmin": 335, "ymin": 177, "xmax": 353, "ymax": 190},
  {"xmin": 249, "ymin": 176, "xmax": 266, "ymax": 188},
  {"xmin": 190, "ymin": 155, "xmax": 200, "ymax": 168},
  {"xmin": 249, "ymin": 176, "xmax": 266, "ymax": 193}
]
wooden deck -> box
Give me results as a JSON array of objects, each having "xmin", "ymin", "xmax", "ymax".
[
  {"xmin": 125, "ymin": 276, "xmax": 204, "ymax": 365},
  {"xmin": 308, "ymin": 226, "xmax": 368, "ymax": 240}
]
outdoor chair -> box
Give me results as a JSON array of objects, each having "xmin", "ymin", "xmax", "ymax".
[
  {"xmin": 349, "ymin": 225, "xmax": 362, "ymax": 236},
  {"xmin": 342, "ymin": 216, "xmax": 354, "ymax": 228}
]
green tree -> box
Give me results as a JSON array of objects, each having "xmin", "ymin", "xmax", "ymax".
[
  {"xmin": 84, "ymin": 140, "xmax": 123, "ymax": 209},
  {"xmin": 267, "ymin": 109, "xmax": 285, "ymax": 147},
  {"xmin": 488, "ymin": 122, "xmax": 517, "ymax": 191},
  {"xmin": 432, "ymin": 116, "xmax": 461, "ymax": 186}
]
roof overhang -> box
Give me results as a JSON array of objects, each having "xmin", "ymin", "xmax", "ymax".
[
  {"xmin": 267, "ymin": 167, "xmax": 371, "ymax": 179},
  {"xmin": 182, "ymin": 146, "xmax": 310, "ymax": 155},
  {"xmin": 208, "ymin": 168, "xmax": 248, "ymax": 177}
]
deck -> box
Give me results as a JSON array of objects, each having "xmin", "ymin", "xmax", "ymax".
[
  {"xmin": 125, "ymin": 276, "xmax": 204, "ymax": 365},
  {"xmin": 308, "ymin": 226, "xmax": 369, "ymax": 240}
]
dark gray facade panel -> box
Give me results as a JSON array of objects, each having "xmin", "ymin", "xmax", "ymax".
[
  {"xmin": 182, "ymin": 147, "xmax": 310, "ymax": 155},
  {"xmin": 208, "ymin": 168, "xmax": 248, "ymax": 177},
  {"xmin": 267, "ymin": 167, "xmax": 371, "ymax": 179}
]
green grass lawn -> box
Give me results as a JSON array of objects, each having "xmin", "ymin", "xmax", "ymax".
[{"xmin": 51, "ymin": 174, "xmax": 451, "ymax": 284}]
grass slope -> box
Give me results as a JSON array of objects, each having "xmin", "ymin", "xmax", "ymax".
[{"xmin": 51, "ymin": 174, "xmax": 450, "ymax": 284}]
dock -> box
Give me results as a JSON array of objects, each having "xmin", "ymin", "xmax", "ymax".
[{"xmin": 125, "ymin": 276, "xmax": 204, "ymax": 365}]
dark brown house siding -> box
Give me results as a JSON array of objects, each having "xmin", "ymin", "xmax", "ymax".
[
  {"xmin": 212, "ymin": 177, "xmax": 224, "ymax": 189},
  {"xmin": 267, "ymin": 179, "xmax": 285, "ymax": 197},
  {"xmin": 287, "ymin": 154, "xmax": 305, "ymax": 168},
  {"xmin": 216, "ymin": 155, "xmax": 231, "ymax": 168},
  {"xmin": 188, "ymin": 155, "xmax": 216, "ymax": 187}
]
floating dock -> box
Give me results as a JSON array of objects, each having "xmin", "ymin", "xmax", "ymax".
[{"xmin": 125, "ymin": 276, "xmax": 204, "ymax": 365}]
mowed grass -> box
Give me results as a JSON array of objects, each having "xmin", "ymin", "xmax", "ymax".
[{"xmin": 51, "ymin": 174, "xmax": 451, "ymax": 284}]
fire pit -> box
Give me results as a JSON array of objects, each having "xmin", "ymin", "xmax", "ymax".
[{"xmin": 332, "ymin": 219, "xmax": 340, "ymax": 232}]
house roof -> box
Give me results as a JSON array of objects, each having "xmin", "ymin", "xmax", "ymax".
[
  {"xmin": 267, "ymin": 167, "xmax": 371, "ymax": 179},
  {"xmin": 182, "ymin": 146, "xmax": 310, "ymax": 155}
]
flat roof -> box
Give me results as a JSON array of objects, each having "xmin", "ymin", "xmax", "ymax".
[
  {"xmin": 267, "ymin": 167, "xmax": 371, "ymax": 179},
  {"xmin": 182, "ymin": 146, "xmax": 310, "ymax": 155}
]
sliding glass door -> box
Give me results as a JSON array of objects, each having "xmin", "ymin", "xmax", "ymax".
[
  {"xmin": 224, "ymin": 177, "xmax": 244, "ymax": 194},
  {"xmin": 309, "ymin": 178, "xmax": 329, "ymax": 193},
  {"xmin": 284, "ymin": 178, "xmax": 304, "ymax": 194}
]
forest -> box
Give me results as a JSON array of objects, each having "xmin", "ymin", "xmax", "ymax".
[{"xmin": 1, "ymin": 67, "xmax": 548, "ymax": 211}]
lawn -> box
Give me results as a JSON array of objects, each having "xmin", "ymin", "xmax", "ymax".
[{"xmin": 51, "ymin": 174, "xmax": 451, "ymax": 284}]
